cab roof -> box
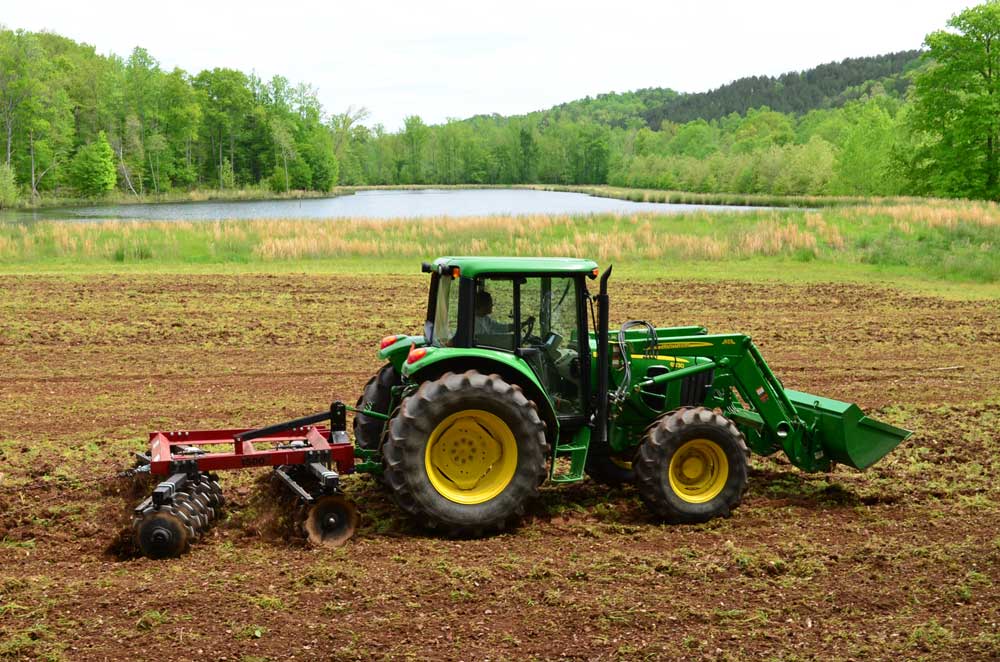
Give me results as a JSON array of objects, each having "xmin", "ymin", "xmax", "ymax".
[{"xmin": 433, "ymin": 256, "xmax": 599, "ymax": 278}]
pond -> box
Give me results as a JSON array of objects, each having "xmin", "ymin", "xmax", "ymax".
[{"xmin": 5, "ymin": 188, "xmax": 762, "ymax": 222}]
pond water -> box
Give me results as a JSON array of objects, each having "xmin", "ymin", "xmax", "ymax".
[{"xmin": 5, "ymin": 188, "xmax": 762, "ymax": 222}]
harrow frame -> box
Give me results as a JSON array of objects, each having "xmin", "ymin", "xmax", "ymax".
[{"xmin": 131, "ymin": 402, "xmax": 360, "ymax": 557}]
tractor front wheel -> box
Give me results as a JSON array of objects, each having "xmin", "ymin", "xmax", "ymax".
[
  {"xmin": 383, "ymin": 371, "xmax": 548, "ymax": 536},
  {"xmin": 635, "ymin": 407, "xmax": 749, "ymax": 523}
]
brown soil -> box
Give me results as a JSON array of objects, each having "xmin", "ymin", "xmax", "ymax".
[{"xmin": 0, "ymin": 274, "xmax": 998, "ymax": 661}]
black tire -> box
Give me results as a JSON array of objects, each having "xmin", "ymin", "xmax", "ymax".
[
  {"xmin": 383, "ymin": 370, "xmax": 548, "ymax": 536},
  {"xmin": 585, "ymin": 449, "xmax": 636, "ymax": 486},
  {"xmin": 635, "ymin": 407, "xmax": 749, "ymax": 524},
  {"xmin": 353, "ymin": 364, "xmax": 400, "ymax": 450}
]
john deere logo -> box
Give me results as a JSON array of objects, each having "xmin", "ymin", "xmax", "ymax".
[{"xmin": 722, "ymin": 339, "xmax": 736, "ymax": 345}]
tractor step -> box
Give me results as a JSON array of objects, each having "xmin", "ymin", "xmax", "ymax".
[{"xmin": 550, "ymin": 427, "xmax": 591, "ymax": 483}]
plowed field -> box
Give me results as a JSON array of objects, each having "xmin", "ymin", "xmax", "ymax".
[{"xmin": 1, "ymin": 273, "xmax": 998, "ymax": 661}]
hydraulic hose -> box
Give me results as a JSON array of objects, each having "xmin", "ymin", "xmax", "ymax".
[{"xmin": 613, "ymin": 320, "xmax": 657, "ymax": 407}]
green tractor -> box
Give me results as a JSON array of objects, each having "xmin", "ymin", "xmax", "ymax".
[{"xmin": 353, "ymin": 256, "xmax": 911, "ymax": 535}]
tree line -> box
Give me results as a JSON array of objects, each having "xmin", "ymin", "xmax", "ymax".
[
  {"xmin": 341, "ymin": 0, "xmax": 1000, "ymax": 203},
  {"xmin": 1, "ymin": 2, "xmax": 998, "ymax": 205},
  {"xmin": 0, "ymin": 30, "xmax": 338, "ymax": 203}
]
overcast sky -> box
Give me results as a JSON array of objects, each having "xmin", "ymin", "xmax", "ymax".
[{"xmin": 2, "ymin": 0, "xmax": 976, "ymax": 130}]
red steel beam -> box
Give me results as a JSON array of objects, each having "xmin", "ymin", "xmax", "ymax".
[{"xmin": 146, "ymin": 426, "xmax": 354, "ymax": 476}]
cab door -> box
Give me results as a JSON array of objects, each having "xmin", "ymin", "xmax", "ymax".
[{"xmin": 515, "ymin": 275, "xmax": 589, "ymax": 424}]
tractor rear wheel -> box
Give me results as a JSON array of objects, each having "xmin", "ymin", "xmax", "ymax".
[
  {"xmin": 383, "ymin": 370, "xmax": 548, "ymax": 536},
  {"xmin": 353, "ymin": 364, "xmax": 400, "ymax": 450},
  {"xmin": 635, "ymin": 407, "xmax": 749, "ymax": 523}
]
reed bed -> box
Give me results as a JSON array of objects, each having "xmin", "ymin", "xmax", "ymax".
[
  {"xmin": 13, "ymin": 184, "xmax": 347, "ymax": 211},
  {"xmin": 525, "ymin": 184, "xmax": 916, "ymax": 208},
  {"xmin": 1, "ymin": 203, "xmax": 996, "ymax": 282}
]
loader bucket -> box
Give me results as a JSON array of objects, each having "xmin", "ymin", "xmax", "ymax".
[{"xmin": 785, "ymin": 389, "xmax": 911, "ymax": 470}]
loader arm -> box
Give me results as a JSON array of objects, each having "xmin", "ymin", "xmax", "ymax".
[{"xmin": 630, "ymin": 334, "xmax": 910, "ymax": 473}]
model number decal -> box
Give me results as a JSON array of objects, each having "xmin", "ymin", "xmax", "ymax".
[{"xmin": 656, "ymin": 341, "xmax": 713, "ymax": 350}]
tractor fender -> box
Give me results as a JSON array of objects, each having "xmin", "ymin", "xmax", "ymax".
[
  {"xmin": 402, "ymin": 348, "xmax": 559, "ymax": 447},
  {"xmin": 377, "ymin": 335, "xmax": 426, "ymax": 372}
]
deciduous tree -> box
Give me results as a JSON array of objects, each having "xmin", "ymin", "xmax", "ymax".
[
  {"xmin": 908, "ymin": 1, "xmax": 1000, "ymax": 198},
  {"xmin": 0, "ymin": 162, "xmax": 19, "ymax": 207},
  {"xmin": 69, "ymin": 131, "xmax": 116, "ymax": 196}
]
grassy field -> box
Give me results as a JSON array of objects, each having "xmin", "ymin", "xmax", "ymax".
[
  {"xmin": 0, "ymin": 204, "xmax": 998, "ymax": 660},
  {"xmin": 1, "ymin": 199, "xmax": 998, "ymax": 287}
]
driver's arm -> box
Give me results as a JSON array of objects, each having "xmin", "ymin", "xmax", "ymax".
[{"xmin": 477, "ymin": 315, "xmax": 513, "ymax": 334}]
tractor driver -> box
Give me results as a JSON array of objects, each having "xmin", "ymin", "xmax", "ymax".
[{"xmin": 474, "ymin": 290, "xmax": 513, "ymax": 335}]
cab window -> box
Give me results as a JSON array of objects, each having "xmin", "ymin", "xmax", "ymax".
[
  {"xmin": 472, "ymin": 274, "xmax": 585, "ymax": 417},
  {"xmin": 519, "ymin": 276, "xmax": 583, "ymax": 416},
  {"xmin": 472, "ymin": 278, "xmax": 515, "ymax": 351}
]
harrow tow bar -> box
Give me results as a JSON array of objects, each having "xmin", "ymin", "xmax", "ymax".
[{"xmin": 234, "ymin": 404, "xmax": 341, "ymax": 443}]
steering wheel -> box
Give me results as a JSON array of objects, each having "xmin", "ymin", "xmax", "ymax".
[{"xmin": 520, "ymin": 315, "xmax": 536, "ymax": 340}]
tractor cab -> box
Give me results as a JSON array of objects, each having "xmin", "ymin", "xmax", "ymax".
[{"xmin": 421, "ymin": 256, "xmax": 599, "ymax": 425}]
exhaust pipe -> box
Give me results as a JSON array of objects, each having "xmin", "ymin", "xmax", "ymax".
[{"xmin": 593, "ymin": 265, "xmax": 613, "ymax": 451}]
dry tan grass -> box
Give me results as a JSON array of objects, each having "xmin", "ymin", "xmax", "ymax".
[
  {"xmin": 805, "ymin": 212, "xmax": 845, "ymax": 249},
  {"xmin": 845, "ymin": 201, "xmax": 1000, "ymax": 228},
  {"xmin": 9, "ymin": 204, "xmax": 975, "ymax": 264},
  {"xmin": 738, "ymin": 218, "xmax": 818, "ymax": 257},
  {"xmin": 0, "ymin": 212, "xmax": 823, "ymax": 262}
]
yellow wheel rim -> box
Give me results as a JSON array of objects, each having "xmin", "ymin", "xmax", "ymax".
[
  {"xmin": 425, "ymin": 409, "xmax": 518, "ymax": 505},
  {"xmin": 668, "ymin": 438, "xmax": 729, "ymax": 504}
]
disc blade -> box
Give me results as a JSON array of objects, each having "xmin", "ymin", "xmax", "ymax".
[
  {"xmin": 135, "ymin": 511, "xmax": 190, "ymax": 559},
  {"xmin": 304, "ymin": 495, "xmax": 359, "ymax": 548}
]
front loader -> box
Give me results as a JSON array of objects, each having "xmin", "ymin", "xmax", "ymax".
[{"xmin": 125, "ymin": 257, "xmax": 911, "ymax": 557}]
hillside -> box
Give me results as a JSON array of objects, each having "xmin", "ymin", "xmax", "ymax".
[{"xmin": 516, "ymin": 50, "xmax": 921, "ymax": 131}]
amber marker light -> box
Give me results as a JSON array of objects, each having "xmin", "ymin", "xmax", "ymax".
[
  {"xmin": 380, "ymin": 335, "xmax": 399, "ymax": 350},
  {"xmin": 407, "ymin": 347, "xmax": 428, "ymax": 364}
]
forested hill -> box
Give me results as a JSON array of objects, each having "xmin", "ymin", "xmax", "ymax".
[
  {"xmin": 650, "ymin": 50, "xmax": 922, "ymax": 125},
  {"xmin": 524, "ymin": 50, "xmax": 921, "ymax": 130}
]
